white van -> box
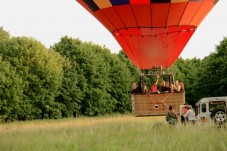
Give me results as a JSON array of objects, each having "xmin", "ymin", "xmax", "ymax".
[{"xmin": 195, "ymin": 96, "xmax": 227, "ymax": 124}]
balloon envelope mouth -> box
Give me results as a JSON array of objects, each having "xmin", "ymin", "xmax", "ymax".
[
  {"xmin": 113, "ymin": 25, "xmax": 196, "ymax": 69},
  {"xmin": 113, "ymin": 26, "xmax": 197, "ymax": 37}
]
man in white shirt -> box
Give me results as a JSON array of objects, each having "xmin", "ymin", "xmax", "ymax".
[{"xmin": 184, "ymin": 106, "xmax": 197, "ymax": 124}]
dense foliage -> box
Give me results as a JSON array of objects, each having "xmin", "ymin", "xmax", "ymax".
[
  {"xmin": 170, "ymin": 38, "xmax": 227, "ymax": 105},
  {"xmin": 0, "ymin": 27, "xmax": 226, "ymax": 122},
  {"xmin": 0, "ymin": 36, "xmax": 66, "ymax": 121},
  {"xmin": 0, "ymin": 27, "xmax": 10, "ymax": 40},
  {"xmin": 53, "ymin": 37, "xmax": 133, "ymax": 116},
  {"xmin": 192, "ymin": 38, "xmax": 227, "ymax": 100}
]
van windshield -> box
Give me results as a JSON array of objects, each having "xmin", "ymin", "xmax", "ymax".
[{"xmin": 209, "ymin": 101, "xmax": 226, "ymax": 112}]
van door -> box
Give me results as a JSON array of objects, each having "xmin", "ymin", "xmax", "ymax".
[{"xmin": 197, "ymin": 103, "xmax": 209, "ymax": 122}]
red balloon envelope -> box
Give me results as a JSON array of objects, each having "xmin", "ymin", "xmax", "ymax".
[{"xmin": 76, "ymin": 0, "xmax": 218, "ymax": 69}]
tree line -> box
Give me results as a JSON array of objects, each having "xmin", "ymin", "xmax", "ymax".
[{"xmin": 0, "ymin": 27, "xmax": 226, "ymax": 122}]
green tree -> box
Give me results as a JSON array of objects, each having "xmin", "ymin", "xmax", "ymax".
[
  {"xmin": 53, "ymin": 37, "xmax": 86, "ymax": 116},
  {"xmin": 54, "ymin": 37, "xmax": 135, "ymax": 116},
  {"xmin": 170, "ymin": 57, "xmax": 201, "ymax": 105},
  {"xmin": 194, "ymin": 37, "xmax": 227, "ymax": 100},
  {"xmin": 0, "ymin": 27, "xmax": 10, "ymax": 40},
  {"xmin": 54, "ymin": 37, "xmax": 116, "ymax": 116},
  {"xmin": 104, "ymin": 52, "xmax": 133, "ymax": 113},
  {"xmin": 214, "ymin": 37, "xmax": 227, "ymax": 95},
  {"xmin": 117, "ymin": 50, "xmax": 140, "ymax": 82},
  {"xmin": 0, "ymin": 37, "xmax": 65, "ymax": 120},
  {"xmin": 0, "ymin": 56, "xmax": 23, "ymax": 122}
]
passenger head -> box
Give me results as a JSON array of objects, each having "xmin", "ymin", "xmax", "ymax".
[
  {"xmin": 186, "ymin": 105, "xmax": 191, "ymax": 109},
  {"xmin": 138, "ymin": 81, "xmax": 142, "ymax": 87},
  {"xmin": 155, "ymin": 79, "xmax": 159, "ymax": 84},
  {"xmin": 180, "ymin": 82, "xmax": 184, "ymax": 87},
  {"xmin": 153, "ymin": 80, "xmax": 157, "ymax": 85},
  {"xmin": 132, "ymin": 82, "xmax": 137, "ymax": 88},
  {"xmin": 170, "ymin": 84, "xmax": 174, "ymax": 89},
  {"xmin": 169, "ymin": 105, "xmax": 173, "ymax": 111},
  {"xmin": 161, "ymin": 80, "xmax": 165, "ymax": 86}
]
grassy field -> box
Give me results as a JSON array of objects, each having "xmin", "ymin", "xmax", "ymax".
[{"xmin": 0, "ymin": 114, "xmax": 227, "ymax": 151}]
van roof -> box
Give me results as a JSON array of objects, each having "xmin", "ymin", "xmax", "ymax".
[{"xmin": 196, "ymin": 96, "xmax": 227, "ymax": 105}]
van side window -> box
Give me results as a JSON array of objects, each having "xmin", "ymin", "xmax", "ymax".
[
  {"xmin": 202, "ymin": 103, "xmax": 206, "ymax": 112},
  {"xmin": 209, "ymin": 101, "xmax": 226, "ymax": 112}
]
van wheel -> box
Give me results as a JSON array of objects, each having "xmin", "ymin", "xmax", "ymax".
[{"xmin": 211, "ymin": 108, "xmax": 226, "ymax": 124}]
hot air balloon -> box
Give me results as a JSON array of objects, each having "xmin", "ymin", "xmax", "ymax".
[
  {"xmin": 76, "ymin": 0, "xmax": 218, "ymax": 69},
  {"xmin": 76, "ymin": 0, "xmax": 219, "ymax": 116}
]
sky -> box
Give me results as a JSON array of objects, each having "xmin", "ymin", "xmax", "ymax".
[{"xmin": 0, "ymin": 0, "xmax": 226, "ymax": 59}]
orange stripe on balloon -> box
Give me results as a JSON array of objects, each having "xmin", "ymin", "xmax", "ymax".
[
  {"xmin": 93, "ymin": 0, "xmax": 112, "ymax": 9},
  {"xmin": 171, "ymin": 0, "xmax": 189, "ymax": 3},
  {"xmin": 190, "ymin": 0, "xmax": 216, "ymax": 26}
]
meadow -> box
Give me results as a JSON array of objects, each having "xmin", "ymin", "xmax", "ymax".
[{"xmin": 0, "ymin": 114, "xmax": 227, "ymax": 151}]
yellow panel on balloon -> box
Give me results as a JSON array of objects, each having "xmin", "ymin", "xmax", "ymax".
[
  {"xmin": 171, "ymin": 0, "xmax": 189, "ymax": 3},
  {"xmin": 93, "ymin": 0, "xmax": 112, "ymax": 9}
]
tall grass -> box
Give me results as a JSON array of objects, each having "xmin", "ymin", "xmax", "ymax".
[{"xmin": 0, "ymin": 115, "xmax": 227, "ymax": 151}]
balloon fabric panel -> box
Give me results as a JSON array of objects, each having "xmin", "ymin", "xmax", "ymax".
[
  {"xmin": 113, "ymin": 5, "xmax": 138, "ymax": 27},
  {"xmin": 151, "ymin": 4, "xmax": 170, "ymax": 27},
  {"xmin": 190, "ymin": 0, "xmax": 218, "ymax": 26},
  {"xmin": 110, "ymin": 0, "xmax": 130, "ymax": 5},
  {"xmin": 129, "ymin": 0, "xmax": 150, "ymax": 4},
  {"xmin": 131, "ymin": 4, "xmax": 152, "ymax": 27},
  {"xmin": 93, "ymin": 0, "xmax": 112, "ymax": 9},
  {"xmin": 101, "ymin": 7, "xmax": 125, "ymax": 30},
  {"xmin": 167, "ymin": 2, "xmax": 188, "ymax": 26},
  {"xmin": 94, "ymin": 10, "xmax": 116, "ymax": 32},
  {"xmin": 179, "ymin": 1, "xmax": 203, "ymax": 25}
]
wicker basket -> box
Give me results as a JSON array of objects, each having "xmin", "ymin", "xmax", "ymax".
[{"xmin": 132, "ymin": 92, "xmax": 185, "ymax": 116}]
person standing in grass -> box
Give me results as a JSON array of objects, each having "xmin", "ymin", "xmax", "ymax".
[
  {"xmin": 184, "ymin": 106, "xmax": 196, "ymax": 124},
  {"xmin": 166, "ymin": 105, "xmax": 178, "ymax": 126}
]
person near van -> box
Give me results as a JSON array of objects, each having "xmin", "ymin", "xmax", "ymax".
[
  {"xmin": 181, "ymin": 105, "xmax": 188, "ymax": 124},
  {"xmin": 184, "ymin": 106, "xmax": 196, "ymax": 124},
  {"xmin": 166, "ymin": 105, "xmax": 178, "ymax": 126}
]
